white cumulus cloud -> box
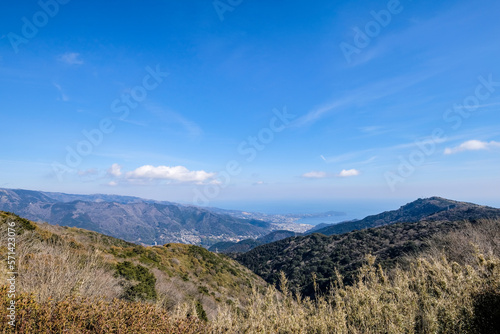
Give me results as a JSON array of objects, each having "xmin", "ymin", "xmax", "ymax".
[
  {"xmin": 302, "ymin": 171, "xmax": 327, "ymax": 179},
  {"xmin": 337, "ymin": 169, "xmax": 360, "ymax": 177},
  {"xmin": 125, "ymin": 165, "xmax": 215, "ymax": 184},
  {"xmin": 444, "ymin": 140, "xmax": 500, "ymax": 154}
]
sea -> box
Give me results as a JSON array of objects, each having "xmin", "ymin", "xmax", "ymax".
[{"xmin": 209, "ymin": 198, "xmax": 410, "ymax": 226}]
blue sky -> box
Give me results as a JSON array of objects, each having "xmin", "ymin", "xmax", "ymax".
[{"xmin": 1, "ymin": 0, "xmax": 499, "ymax": 208}]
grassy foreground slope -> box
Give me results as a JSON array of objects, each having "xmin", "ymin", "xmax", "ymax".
[
  {"xmin": 0, "ymin": 211, "xmax": 266, "ymax": 322},
  {"xmin": 1, "ymin": 212, "xmax": 499, "ymax": 333}
]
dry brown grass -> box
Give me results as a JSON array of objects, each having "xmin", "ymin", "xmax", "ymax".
[
  {"xmin": 3, "ymin": 251, "xmax": 498, "ymax": 333},
  {"xmin": 1, "ymin": 214, "xmax": 499, "ymax": 333},
  {"xmin": 0, "ymin": 287, "xmax": 209, "ymax": 334},
  {"xmin": 211, "ymin": 251, "xmax": 500, "ymax": 333},
  {"xmin": 425, "ymin": 219, "xmax": 500, "ymax": 264},
  {"xmin": 2, "ymin": 228, "xmax": 123, "ymax": 302},
  {"xmin": 153, "ymin": 267, "xmax": 222, "ymax": 321},
  {"xmin": 0, "ymin": 214, "xmax": 122, "ymax": 303},
  {"xmin": 209, "ymin": 219, "xmax": 500, "ymax": 333}
]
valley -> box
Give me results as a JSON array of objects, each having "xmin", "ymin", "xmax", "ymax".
[
  {"xmin": 0, "ymin": 188, "xmax": 310, "ymax": 246},
  {"xmin": 1, "ymin": 196, "xmax": 499, "ymax": 332}
]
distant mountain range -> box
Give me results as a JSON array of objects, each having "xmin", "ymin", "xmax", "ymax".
[
  {"xmin": 0, "ymin": 188, "xmax": 306, "ymax": 246},
  {"xmin": 234, "ymin": 197, "xmax": 500, "ymax": 297},
  {"xmin": 211, "ymin": 197, "xmax": 500, "ymax": 253},
  {"xmin": 311, "ymin": 197, "xmax": 500, "ymax": 235}
]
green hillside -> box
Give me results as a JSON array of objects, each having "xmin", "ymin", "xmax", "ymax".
[
  {"xmin": 0, "ymin": 211, "xmax": 266, "ymax": 322},
  {"xmin": 235, "ymin": 217, "xmax": 499, "ymax": 297}
]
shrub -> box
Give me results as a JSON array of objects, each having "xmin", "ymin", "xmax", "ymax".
[
  {"xmin": 115, "ymin": 261, "xmax": 157, "ymax": 301},
  {"xmin": 195, "ymin": 300, "xmax": 208, "ymax": 322},
  {"xmin": 472, "ymin": 287, "xmax": 500, "ymax": 333}
]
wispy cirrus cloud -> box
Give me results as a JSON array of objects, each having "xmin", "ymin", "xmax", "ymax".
[
  {"xmin": 145, "ymin": 104, "xmax": 203, "ymax": 139},
  {"xmin": 302, "ymin": 169, "xmax": 360, "ymax": 179},
  {"xmin": 302, "ymin": 171, "xmax": 328, "ymax": 179},
  {"xmin": 444, "ymin": 140, "xmax": 500, "ymax": 155},
  {"xmin": 53, "ymin": 83, "xmax": 69, "ymax": 101},
  {"xmin": 57, "ymin": 52, "xmax": 84, "ymax": 65},
  {"xmin": 294, "ymin": 69, "xmax": 442, "ymax": 128},
  {"xmin": 293, "ymin": 98, "xmax": 352, "ymax": 128},
  {"xmin": 77, "ymin": 168, "xmax": 98, "ymax": 176},
  {"xmin": 319, "ymin": 134, "xmax": 451, "ymax": 166},
  {"xmin": 452, "ymin": 102, "xmax": 500, "ymax": 110},
  {"xmin": 358, "ymin": 126, "xmax": 383, "ymax": 134}
]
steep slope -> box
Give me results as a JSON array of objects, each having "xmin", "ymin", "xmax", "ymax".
[
  {"xmin": 312, "ymin": 197, "xmax": 500, "ymax": 236},
  {"xmin": 0, "ymin": 211, "xmax": 267, "ymax": 320},
  {"xmin": 235, "ymin": 197, "xmax": 500, "ymax": 297},
  {"xmin": 0, "ymin": 188, "xmax": 273, "ymax": 246},
  {"xmin": 209, "ymin": 230, "xmax": 300, "ymax": 253}
]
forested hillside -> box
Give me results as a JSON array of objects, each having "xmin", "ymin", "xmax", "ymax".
[{"xmin": 313, "ymin": 197, "xmax": 500, "ymax": 236}]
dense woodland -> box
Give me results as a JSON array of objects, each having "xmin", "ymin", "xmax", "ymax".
[{"xmin": 234, "ymin": 219, "xmax": 474, "ymax": 296}]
